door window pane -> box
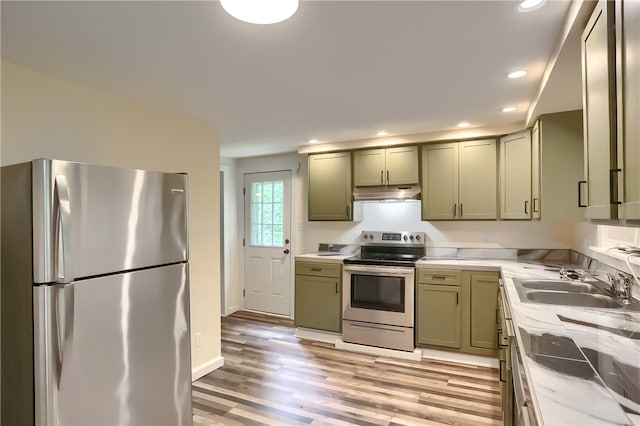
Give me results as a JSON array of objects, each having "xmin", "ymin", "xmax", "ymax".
[{"xmin": 250, "ymin": 179, "xmax": 285, "ymax": 247}]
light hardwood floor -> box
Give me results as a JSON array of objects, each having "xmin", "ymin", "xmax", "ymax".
[{"xmin": 193, "ymin": 311, "xmax": 502, "ymax": 426}]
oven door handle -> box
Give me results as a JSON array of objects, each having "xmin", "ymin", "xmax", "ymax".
[{"xmin": 343, "ymin": 265, "xmax": 414, "ymax": 276}]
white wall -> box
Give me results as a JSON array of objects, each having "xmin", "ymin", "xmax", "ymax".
[
  {"xmin": 573, "ymin": 221, "xmax": 640, "ymax": 275},
  {"xmin": 220, "ymin": 158, "xmax": 243, "ymax": 314},
  {"xmin": 1, "ymin": 61, "xmax": 222, "ymax": 379}
]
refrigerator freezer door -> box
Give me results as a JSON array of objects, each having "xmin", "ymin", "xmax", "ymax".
[
  {"xmin": 34, "ymin": 263, "xmax": 192, "ymax": 426},
  {"xmin": 32, "ymin": 159, "xmax": 188, "ymax": 283}
]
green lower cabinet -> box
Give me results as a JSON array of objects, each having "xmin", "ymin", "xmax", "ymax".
[
  {"xmin": 417, "ymin": 268, "xmax": 499, "ymax": 356},
  {"xmin": 294, "ymin": 274, "xmax": 341, "ymax": 332},
  {"xmin": 416, "ymin": 284, "xmax": 461, "ymax": 348},
  {"xmin": 469, "ymin": 273, "xmax": 499, "ymax": 350}
]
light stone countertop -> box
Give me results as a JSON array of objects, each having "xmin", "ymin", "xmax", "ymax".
[
  {"xmin": 294, "ymin": 253, "xmax": 353, "ymax": 264},
  {"xmin": 417, "ymin": 258, "xmax": 640, "ymax": 426}
]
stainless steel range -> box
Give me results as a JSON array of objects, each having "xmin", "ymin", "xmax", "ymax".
[{"xmin": 342, "ymin": 231, "xmax": 426, "ymax": 352}]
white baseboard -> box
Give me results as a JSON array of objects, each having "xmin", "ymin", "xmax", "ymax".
[
  {"xmin": 294, "ymin": 327, "xmax": 341, "ymax": 344},
  {"xmin": 335, "ymin": 339, "xmax": 423, "ymax": 361},
  {"xmin": 224, "ymin": 305, "xmax": 242, "ymax": 316},
  {"xmin": 420, "ymin": 348, "xmax": 498, "ymax": 368},
  {"xmin": 191, "ymin": 356, "xmax": 224, "ymax": 382}
]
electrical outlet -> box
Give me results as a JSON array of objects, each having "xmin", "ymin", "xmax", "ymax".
[
  {"xmin": 195, "ymin": 332, "xmax": 203, "ymax": 347},
  {"xmin": 482, "ymin": 233, "xmax": 491, "ymax": 243}
]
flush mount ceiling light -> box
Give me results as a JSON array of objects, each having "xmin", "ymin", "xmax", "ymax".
[
  {"xmin": 518, "ymin": 0, "xmax": 546, "ymax": 12},
  {"xmin": 456, "ymin": 121, "xmax": 471, "ymax": 128},
  {"xmin": 308, "ymin": 138, "xmax": 319, "ymax": 144},
  {"xmin": 220, "ymin": 0, "xmax": 299, "ymax": 25},
  {"xmin": 506, "ymin": 70, "xmax": 528, "ymax": 79},
  {"xmin": 501, "ymin": 106, "xmax": 517, "ymax": 112},
  {"xmin": 376, "ymin": 131, "xmax": 388, "ymax": 137}
]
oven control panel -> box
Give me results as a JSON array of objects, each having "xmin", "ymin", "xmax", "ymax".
[{"xmin": 360, "ymin": 231, "xmax": 426, "ymax": 245}]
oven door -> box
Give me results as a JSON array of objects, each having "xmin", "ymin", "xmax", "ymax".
[{"xmin": 342, "ymin": 264, "xmax": 414, "ymax": 328}]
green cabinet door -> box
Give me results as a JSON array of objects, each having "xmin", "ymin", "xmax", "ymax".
[
  {"xmin": 618, "ymin": 0, "xmax": 640, "ymax": 220},
  {"xmin": 458, "ymin": 139, "xmax": 497, "ymax": 219},
  {"xmin": 308, "ymin": 152, "xmax": 352, "ymax": 221},
  {"xmin": 421, "ymin": 143, "xmax": 459, "ymax": 220},
  {"xmin": 416, "ymin": 284, "xmax": 461, "ymax": 348},
  {"xmin": 354, "ymin": 146, "xmax": 419, "ymax": 186},
  {"xmin": 500, "ymin": 130, "xmax": 532, "ymax": 220},
  {"xmin": 294, "ymin": 274, "xmax": 341, "ymax": 332},
  {"xmin": 385, "ymin": 146, "xmax": 419, "ymax": 185},
  {"xmin": 353, "ymin": 149, "xmax": 386, "ymax": 186},
  {"xmin": 470, "ymin": 274, "xmax": 499, "ymax": 349},
  {"xmin": 582, "ymin": 0, "xmax": 617, "ymax": 219}
]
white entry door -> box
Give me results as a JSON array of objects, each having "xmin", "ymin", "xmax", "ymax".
[{"xmin": 243, "ymin": 171, "xmax": 292, "ymax": 316}]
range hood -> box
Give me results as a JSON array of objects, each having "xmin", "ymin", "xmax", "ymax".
[{"xmin": 353, "ymin": 185, "xmax": 421, "ymax": 201}]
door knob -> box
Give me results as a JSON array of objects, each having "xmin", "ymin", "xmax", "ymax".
[{"xmin": 283, "ymin": 249, "xmax": 290, "ymax": 254}]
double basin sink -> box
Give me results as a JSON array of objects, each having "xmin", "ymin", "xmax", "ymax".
[{"xmin": 513, "ymin": 278, "xmax": 640, "ymax": 311}]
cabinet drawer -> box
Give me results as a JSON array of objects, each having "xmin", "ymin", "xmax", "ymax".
[
  {"xmin": 417, "ymin": 269, "xmax": 462, "ymax": 285},
  {"xmin": 295, "ymin": 261, "xmax": 341, "ymax": 278}
]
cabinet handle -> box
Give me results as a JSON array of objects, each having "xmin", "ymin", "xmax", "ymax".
[
  {"xmin": 460, "ymin": 203, "xmax": 463, "ymax": 217},
  {"xmin": 335, "ymin": 282, "xmax": 338, "ymax": 294},
  {"xmin": 386, "ymin": 170, "xmax": 390, "ymax": 185},
  {"xmin": 533, "ymin": 197, "xmax": 539, "ymax": 213},
  {"xmin": 456, "ymin": 292, "xmax": 459, "ymax": 305},
  {"xmin": 380, "ymin": 170, "xmax": 384, "ymax": 185},
  {"xmin": 433, "ymin": 275, "xmax": 447, "ymax": 280},
  {"xmin": 499, "ymin": 359, "xmax": 506, "ymax": 383},
  {"xmin": 524, "ymin": 200, "xmax": 529, "ymax": 214},
  {"xmin": 453, "ymin": 203, "xmax": 457, "ymax": 218},
  {"xmin": 346, "ymin": 205, "xmax": 351, "ymax": 218},
  {"xmin": 610, "ymin": 169, "xmax": 622, "ymax": 205},
  {"xmin": 311, "ymin": 268, "xmax": 322, "ymax": 272},
  {"xmin": 578, "ymin": 180, "xmax": 587, "ymax": 207}
]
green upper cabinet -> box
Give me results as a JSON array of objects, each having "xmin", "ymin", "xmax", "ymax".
[
  {"xmin": 308, "ymin": 152, "xmax": 353, "ymax": 221},
  {"xmin": 582, "ymin": 0, "xmax": 618, "ymax": 220},
  {"xmin": 531, "ymin": 122, "xmax": 541, "ymax": 220},
  {"xmin": 353, "ymin": 146, "xmax": 418, "ymax": 186},
  {"xmin": 533, "ymin": 111, "xmax": 586, "ymax": 221},
  {"xmin": 385, "ymin": 146, "xmax": 420, "ymax": 185},
  {"xmin": 500, "ymin": 130, "xmax": 532, "ymax": 220},
  {"xmin": 421, "ymin": 143, "xmax": 458, "ymax": 220},
  {"xmin": 469, "ymin": 273, "xmax": 499, "ymax": 350},
  {"xmin": 458, "ymin": 140, "xmax": 498, "ymax": 219},
  {"xmin": 422, "ymin": 139, "xmax": 497, "ymax": 220},
  {"xmin": 617, "ymin": 0, "xmax": 640, "ymax": 220}
]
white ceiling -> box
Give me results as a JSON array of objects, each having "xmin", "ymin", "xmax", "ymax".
[{"xmin": 1, "ymin": 0, "xmax": 584, "ymax": 158}]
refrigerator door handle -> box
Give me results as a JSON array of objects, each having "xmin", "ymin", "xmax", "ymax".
[
  {"xmin": 55, "ymin": 175, "xmax": 74, "ymax": 283},
  {"xmin": 55, "ymin": 284, "xmax": 75, "ymax": 388}
]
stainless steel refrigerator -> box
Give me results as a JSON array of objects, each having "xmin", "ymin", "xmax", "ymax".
[{"xmin": 1, "ymin": 159, "xmax": 192, "ymax": 425}]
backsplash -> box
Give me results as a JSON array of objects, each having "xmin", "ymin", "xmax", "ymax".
[{"xmin": 299, "ymin": 201, "xmax": 575, "ymax": 253}]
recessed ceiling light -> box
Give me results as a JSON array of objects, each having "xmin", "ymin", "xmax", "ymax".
[
  {"xmin": 518, "ymin": 0, "xmax": 545, "ymax": 12},
  {"xmin": 501, "ymin": 106, "xmax": 517, "ymax": 113},
  {"xmin": 220, "ymin": 0, "xmax": 299, "ymax": 25},
  {"xmin": 456, "ymin": 121, "xmax": 471, "ymax": 128},
  {"xmin": 506, "ymin": 70, "xmax": 528, "ymax": 79},
  {"xmin": 376, "ymin": 131, "xmax": 388, "ymax": 137}
]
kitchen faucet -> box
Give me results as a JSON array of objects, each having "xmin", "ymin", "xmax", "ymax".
[{"xmin": 611, "ymin": 273, "xmax": 633, "ymax": 304}]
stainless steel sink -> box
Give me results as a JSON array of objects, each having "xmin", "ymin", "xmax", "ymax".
[
  {"xmin": 518, "ymin": 280, "xmax": 601, "ymax": 294},
  {"xmin": 513, "ymin": 278, "xmax": 640, "ymax": 310},
  {"xmin": 523, "ymin": 291, "xmax": 625, "ymax": 308}
]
